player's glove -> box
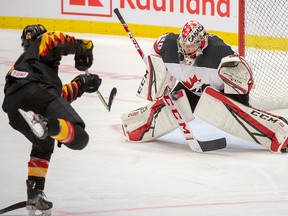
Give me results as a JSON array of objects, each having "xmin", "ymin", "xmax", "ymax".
[
  {"xmin": 72, "ymin": 74, "xmax": 102, "ymax": 96},
  {"xmin": 75, "ymin": 40, "xmax": 93, "ymax": 71}
]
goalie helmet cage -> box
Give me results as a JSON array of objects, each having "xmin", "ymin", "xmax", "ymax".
[{"xmin": 238, "ymin": 0, "xmax": 288, "ymax": 111}]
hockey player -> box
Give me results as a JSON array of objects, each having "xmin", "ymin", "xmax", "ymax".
[
  {"xmin": 121, "ymin": 20, "xmax": 288, "ymax": 153},
  {"xmin": 2, "ymin": 24, "xmax": 102, "ymax": 215}
]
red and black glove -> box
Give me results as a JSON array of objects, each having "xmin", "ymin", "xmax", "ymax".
[{"xmin": 72, "ymin": 74, "xmax": 102, "ymax": 96}]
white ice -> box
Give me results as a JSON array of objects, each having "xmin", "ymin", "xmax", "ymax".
[{"xmin": 1, "ymin": 29, "xmax": 288, "ymax": 216}]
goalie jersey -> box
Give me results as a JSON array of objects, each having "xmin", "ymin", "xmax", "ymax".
[{"xmin": 152, "ymin": 33, "xmax": 235, "ymax": 94}]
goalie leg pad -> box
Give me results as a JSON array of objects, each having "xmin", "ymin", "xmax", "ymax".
[
  {"xmin": 194, "ymin": 87, "xmax": 288, "ymax": 153},
  {"xmin": 122, "ymin": 90, "xmax": 194, "ymax": 142}
]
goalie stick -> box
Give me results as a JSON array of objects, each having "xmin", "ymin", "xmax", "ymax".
[
  {"xmin": 113, "ymin": 8, "xmax": 147, "ymax": 65},
  {"xmin": 163, "ymin": 92, "xmax": 226, "ymax": 152},
  {"xmin": 0, "ymin": 201, "xmax": 26, "ymax": 215},
  {"xmin": 85, "ymin": 70, "xmax": 117, "ymax": 112},
  {"xmin": 114, "ymin": 8, "xmax": 226, "ymax": 152}
]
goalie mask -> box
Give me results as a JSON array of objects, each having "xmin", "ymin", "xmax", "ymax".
[
  {"xmin": 177, "ymin": 20, "xmax": 208, "ymax": 66},
  {"xmin": 21, "ymin": 24, "xmax": 47, "ymax": 51}
]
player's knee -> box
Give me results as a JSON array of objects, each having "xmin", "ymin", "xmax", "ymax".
[{"xmin": 65, "ymin": 127, "xmax": 89, "ymax": 150}]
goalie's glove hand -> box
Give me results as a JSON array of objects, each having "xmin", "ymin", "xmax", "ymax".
[
  {"xmin": 72, "ymin": 74, "xmax": 102, "ymax": 96},
  {"xmin": 75, "ymin": 40, "xmax": 93, "ymax": 71}
]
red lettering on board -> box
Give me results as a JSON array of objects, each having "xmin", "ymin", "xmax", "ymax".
[
  {"xmin": 69, "ymin": 0, "xmax": 103, "ymax": 7},
  {"xmin": 120, "ymin": 0, "xmax": 230, "ymax": 17}
]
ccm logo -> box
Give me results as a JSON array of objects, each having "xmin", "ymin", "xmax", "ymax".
[
  {"xmin": 250, "ymin": 110, "xmax": 278, "ymax": 123},
  {"xmin": 163, "ymin": 95, "xmax": 191, "ymax": 134},
  {"xmin": 128, "ymin": 112, "xmax": 138, "ymax": 117}
]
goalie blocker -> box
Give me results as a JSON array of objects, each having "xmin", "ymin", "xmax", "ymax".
[
  {"xmin": 194, "ymin": 86, "xmax": 288, "ymax": 153},
  {"xmin": 137, "ymin": 54, "xmax": 176, "ymax": 101}
]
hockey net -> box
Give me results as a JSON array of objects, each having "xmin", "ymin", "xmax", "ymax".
[{"xmin": 238, "ymin": 0, "xmax": 288, "ymax": 111}]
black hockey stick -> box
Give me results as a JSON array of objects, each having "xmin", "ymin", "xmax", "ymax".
[
  {"xmin": 113, "ymin": 8, "xmax": 226, "ymax": 152},
  {"xmin": 96, "ymin": 87, "xmax": 117, "ymax": 112},
  {"xmin": 113, "ymin": 8, "xmax": 147, "ymax": 65},
  {"xmin": 85, "ymin": 70, "xmax": 117, "ymax": 112},
  {"xmin": 0, "ymin": 201, "xmax": 26, "ymax": 214}
]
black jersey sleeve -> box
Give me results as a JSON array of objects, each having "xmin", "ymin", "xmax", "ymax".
[
  {"xmin": 38, "ymin": 32, "xmax": 88, "ymax": 60},
  {"xmin": 158, "ymin": 33, "xmax": 180, "ymax": 64},
  {"xmin": 195, "ymin": 35, "xmax": 235, "ymax": 69}
]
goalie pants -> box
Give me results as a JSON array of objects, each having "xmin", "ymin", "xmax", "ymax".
[
  {"xmin": 172, "ymin": 82, "xmax": 250, "ymax": 111},
  {"xmin": 2, "ymin": 81, "xmax": 88, "ymax": 162}
]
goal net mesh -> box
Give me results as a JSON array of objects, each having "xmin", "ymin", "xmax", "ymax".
[{"xmin": 242, "ymin": 1, "xmax": 288, "ymax": 111}]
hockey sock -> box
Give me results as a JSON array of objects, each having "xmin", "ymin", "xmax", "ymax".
[
  {"xmin": 27, "ymin": 157, "xmax": 49, "ymax": 192},
  {"xmin": 51, "ymin": 119, "xmax": 75, "ymax": 143}
]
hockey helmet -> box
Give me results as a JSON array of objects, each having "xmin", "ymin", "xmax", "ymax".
[
  {"xmin": 21, "ymin": 24, "xmax": 47, "ymax": 50},
  {"xmin": 177, "ymin": 20, "xmax": 208, "ymax": 65}
]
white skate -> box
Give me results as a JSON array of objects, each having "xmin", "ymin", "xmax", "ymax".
[{"xmin": 18, "ymin": 109, "xmax": 48, "ymax": 139}]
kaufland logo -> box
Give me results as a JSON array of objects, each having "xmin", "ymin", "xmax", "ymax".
[
  {"xmin": 62, "ymin": 0, "xmax": 230, "ymax": 17},
  {"xmin": 61, "ymin": 0, "xmax": 112, "ymax": 17},
  {"xmin": 120, "ymin": 0, "xmax": 230, "ymax": 17}
]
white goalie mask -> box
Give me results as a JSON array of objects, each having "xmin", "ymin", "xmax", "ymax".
[{"xmin": 177, "ymin": 20, "xmax": 208, "ymax": 66}]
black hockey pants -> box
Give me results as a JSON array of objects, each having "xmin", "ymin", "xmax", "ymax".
[{"xmin": 2, "ymin": 81, "xmax": 88, "ymax": 161}]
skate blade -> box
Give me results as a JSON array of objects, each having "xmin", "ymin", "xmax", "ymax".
[
  {"xmin": 18, "ymin": 108, "xmax": 45, "ymax": 138},
  {"xmin": 27, "ymin": 209, "xmax": 51, "ymax": 216}
]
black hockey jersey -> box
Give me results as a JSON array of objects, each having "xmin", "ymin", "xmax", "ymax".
[
  {"xmin": 152, "ymin": 33, "xmax": 235, "ymax": 93},
  {"xmin": 4, "ymin": 32, "xmax": 87, "ymax": 96}
]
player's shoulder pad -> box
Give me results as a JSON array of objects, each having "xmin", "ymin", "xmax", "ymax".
[{"xmin": 153, "ymin": 32, "xmax": 174, "ymax": 55}]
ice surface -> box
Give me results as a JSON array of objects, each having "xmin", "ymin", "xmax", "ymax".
[{"xmin": 1, "ymin": 30, "xmax": 288, "ymax": 216}]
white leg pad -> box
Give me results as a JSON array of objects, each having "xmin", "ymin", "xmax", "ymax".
[
  {"xmin": 122, "ymin": 90, "xmax": 194, "ymax": 142},
  {"xmin": 194, "ymin": 87, "xmax": 288, "ymax": 152}
]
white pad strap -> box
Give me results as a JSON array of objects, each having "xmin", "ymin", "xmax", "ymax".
[
  {"xmin": 218, "ymin": 55, "xmax": 254, "ymax": 94},
  {"xmin": 122, "ymin": 90, "xmax": 194, "ymax": 142},
  {"xmin": 136, "ymin": 54, "xmax": 176, "ymax": 101},
  {"xmin": 194, "ymin": 87, "xmax": 288, "ymax": 153}
]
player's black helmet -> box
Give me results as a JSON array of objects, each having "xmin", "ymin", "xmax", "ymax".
[{"xmin": 21, "ymin": 24, "xmax": 47, "ymax": 50}]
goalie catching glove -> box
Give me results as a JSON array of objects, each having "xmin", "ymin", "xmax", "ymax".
[
  {"xmin": 72, "ymin": 74, "xmax": 102, "ymax": 96},
  {"xmin": 218, "ymin": 55, "xmax": 254, "ymax": 94}
]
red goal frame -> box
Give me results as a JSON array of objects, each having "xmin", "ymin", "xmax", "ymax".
[{"xmin": 238, "ymin": 0, "xmax": 245, "ymax": 56}]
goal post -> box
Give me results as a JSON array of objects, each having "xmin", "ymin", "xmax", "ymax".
[{"xmin": 238, "ymin": 0, "xmax": 288, "ymax": 111}]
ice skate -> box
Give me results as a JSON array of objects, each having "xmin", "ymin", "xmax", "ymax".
[
  {"xmin": 18, "ymin": 109, "xmax": 48, "ymax": 139},
  {"xmin": 26, "ymin": 180, "xmax": 52, "ymax": 216},
  {"xmin": 27, "ymin": 207, "xmax": 51, "ymax": 216}
]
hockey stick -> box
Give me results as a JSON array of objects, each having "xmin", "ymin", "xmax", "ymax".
[
  {"xmin": 85, "ymin": 70, "xmax": 117, "ymax": 112},
  {"xmin": 163, "ymin": 93, "xmax": 226, "ymax": 152},
  {"xmin": 113, "ymin": 8, "xmax": 147, "ymax": 65},
  {"xmin": 114, "ymin": 8, "xmax": 226, "ymax": 152},
  {"xmin": 0, "ymin": 201, "xmax": 26, "ymax": 214}
]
